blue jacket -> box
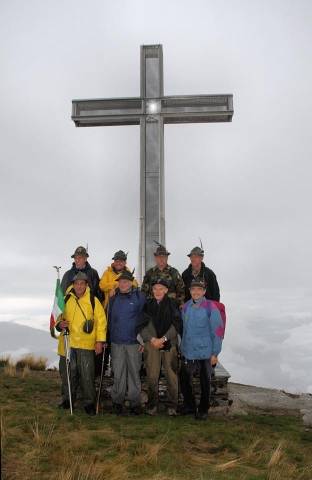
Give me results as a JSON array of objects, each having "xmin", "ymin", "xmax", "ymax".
[
  {"xmin": 181, "ymin": 298, "xmax": 224, "ymax": 360},
  {"xmin": 109, "ymin": 288, "xmax": 146, "ymax": 344}
]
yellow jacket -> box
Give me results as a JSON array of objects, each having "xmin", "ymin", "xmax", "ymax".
[
  {"xmin": 56, "ymin": 286, "xmax": 107, "ymax": 354},
  {"xmin": 99, "ymin": 265, "xmax": 138, "ymax": 309}
]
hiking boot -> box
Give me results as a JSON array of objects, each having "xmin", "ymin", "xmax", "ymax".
[
  {"xmin": 129, "ymin": 405, "xmax": 142, "ymax": 416},
  {"xmin": 84, "ymin": 404, "xmax": 96, "ymax": 416},
  {"xmin": 195, "ymin": 410, "xmax": 208, "ymax": 421},
  {"xmin": 58, "ymin": 400, "xmax": 71, "ymax": 410},
  {"xmin": 167, "ymin": 407, "xmax": 177, "ymax": 416},
  {"xmin": 178, "ymin": 404, "xmax": 196, "ymax": 416},
  {"xmin": 146, "ymin": 405, "xmax": 158, "ymax": 416},
  {"xmin": 112, "ymin": 403, "xmax": 123, "ymax": 415}
]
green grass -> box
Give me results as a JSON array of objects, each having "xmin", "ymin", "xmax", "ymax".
[{"xmin": 1, "ymin": 368, "xmax": 312, "ymax": 480}]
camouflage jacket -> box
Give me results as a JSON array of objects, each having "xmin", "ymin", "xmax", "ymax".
[{"xmin": 141, "ymin": 265, "xmax": 185, "ymax": 306}]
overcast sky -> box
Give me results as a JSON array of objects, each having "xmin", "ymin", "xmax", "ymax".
[{"xmin": 1, "ymin": 0, "xmax": 311, "ymax": 392}]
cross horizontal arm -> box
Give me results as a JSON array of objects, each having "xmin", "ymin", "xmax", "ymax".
[
  {"xmin": 72, "ymin": 97, "xmax": 143, "ymax": 127},
  {"xmin": 72, "ymin": 94, "xmax": 233, "ymax": 127},
  {"xmin": 162, "ymin": 95, "xmax": 233, "ymax": 124}
]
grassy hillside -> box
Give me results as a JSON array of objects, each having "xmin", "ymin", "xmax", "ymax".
[{"xmin": 1, "ymin": 368, "xmax": 312, "ymax": 480}]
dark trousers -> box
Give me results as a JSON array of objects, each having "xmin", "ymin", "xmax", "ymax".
[
  {"xmin": 180, "ymin": 358, "xmax": 212, "ymax": 414},
  {"xmin": 70, "ymin": 348, "xmax": 96, "ymax": 407},
  {"xmin": 59, "ymin": 355, "xmax": 68, "ymax": 401}
]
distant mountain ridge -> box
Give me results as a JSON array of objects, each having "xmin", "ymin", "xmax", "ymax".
[{"xmin": 0, "ymin": 321, "xmax": 57, "ymax": 366}]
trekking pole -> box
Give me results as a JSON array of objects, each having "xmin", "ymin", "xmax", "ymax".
[
  {"xmin": 105, "ymin": 298, "xmax": 112, "ymax": 378},
  {"xmin": 63, "ymin": 329, "xmax": 73, "ymax": 415},
  {"xmin": 96, "ymin": 343, "xmax": 106, "ymax": 415}
]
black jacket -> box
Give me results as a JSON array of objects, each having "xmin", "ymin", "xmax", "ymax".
[
  {"xmin": 61, "ymin": 262, "xmax": 104, "ymax": 302},
  {"xmin": 137, "ymin": 295, "xmax": 182, "ymax": 342},
  {"xmin": 182, "ymin": 262, "xmax": 220, "ymax": 302}
]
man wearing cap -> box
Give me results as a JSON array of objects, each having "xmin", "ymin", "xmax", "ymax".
[
  {"xmin": 108, "ymin": 270, "xmax": 145, "ymax": 415},
  {"xmin": 56, "ymin": 272, "xmax": 107, "ymax": 415},
  {"xmin": 99, "ymin": 250, "xmax": 138, "ymax": 310},
  {"xmin": 61, "ymin": 246, "xmax": 103, "ymax": 302},
  {"xmin": 138, "ymin": 278, "xmax": 182, "ymax": 416},
  {"xmin": 182, "ymin": 246, "xmax": 220, "ymax": 303},
  {"xmin": 179, "ymin": 279, "xmax": 224, "ymax": 420},
  {"xmin": 141, "ymin": 244, "xmax": 185, "ymax": 307}
]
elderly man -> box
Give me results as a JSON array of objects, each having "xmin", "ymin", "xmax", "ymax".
[
  {"xmin": 56, "ymin": 272, "xmax": 107, "ymax": 415},
  {"xmin": 182, "ymin": 246, "xmax": 220, "ymax": 302},
  {"xmin": 179, "ymin": 279, "xmax": 224, "ymax": 420},
  {"xmin": 61, "ymin": 246, "xmax": 103, "ymax": 302},
  {"xmin": 99, "ymin": 250, "xmax": 138, "ymax": 310},
  {"xmin": 138, "ymin": 278, "xmax": 181, "ymax": 416},
  {"xmin": 141, "ymin": 244, "xmax": 185, "ymax": 307},
  {"xmin": 108, "ymin": 270, "xmax": 145, "ymax": 415}
]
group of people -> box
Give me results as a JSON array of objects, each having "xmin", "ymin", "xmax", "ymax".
[{"xmin": 54, "ymin": 243, "xmax": 225, "ymax": 420}]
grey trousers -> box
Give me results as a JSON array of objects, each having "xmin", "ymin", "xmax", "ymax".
[
  {"xmin": 70, "ymin": 348, "xmax": 95, "ymax": 407},
  {"xmin": 111, "ymin": 343, "xmax": 141, "ymax": 407}
]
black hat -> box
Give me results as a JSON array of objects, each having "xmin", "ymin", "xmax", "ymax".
[
  {"xmin": 187, "ymin": 246, "xmax": 204, "ymax": 258},
  {"xmin": 152, "ymin": 278, "xmax": 170, "ymax": 288},
  {"xmin": 71, "ymin": 246, "xmax": 89, "ymax": 258},
  {"xmin": 116, "ymin": 270, "xmax": 134, "ymax": 282},
  {"xmin": 112, "ymin": 250, "xmax": 127, "ymax": 261},
  {"xmin": 73, "ymin": 272, "xmax": 88, "ymax": 282},
  {"xmin": 190, "ymin": 278, "xmax": 206, "ymax": 289}
]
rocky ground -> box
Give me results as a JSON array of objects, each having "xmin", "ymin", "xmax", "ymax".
[{"xmin": 227, "ymin": 383, "xmax": 312, "ymax": 427}]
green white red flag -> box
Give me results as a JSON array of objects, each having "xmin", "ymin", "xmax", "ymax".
[{"xmin": 50, "ymin": 278, "xmax": 65, "ymax": 338}]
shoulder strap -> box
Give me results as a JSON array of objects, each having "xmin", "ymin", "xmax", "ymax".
[
  {"xmin": 65, "ymin": 288, "xmax": 95, "ymax": 317},
  {"xmin": 90, "ymin": 292, "xmax": 95, "ymax": 312},
  {"xmin": 64, "ymin": 287, "xmax": 75, "ymax": 304}
]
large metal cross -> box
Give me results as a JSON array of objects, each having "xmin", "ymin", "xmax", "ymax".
[{"xmin": 72, "ymin": 44, "xmax": 233, "ymax": 279}]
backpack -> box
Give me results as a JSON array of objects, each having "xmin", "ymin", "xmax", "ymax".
[{"xmin": 211, "ymin": 301, "xmax": 226, "ymax": 336}]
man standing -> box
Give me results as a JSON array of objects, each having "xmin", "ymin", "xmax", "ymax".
[
  {"xmin": 179, "ymin": 279, "xmax": 224, "ymax": 420},
  {"xmin": 108, "ymin": 271, "xmax": 145, "ymax": 415},
  {"xmin": 99, "ymin": 250, "xmax": 138, "ymax": 310},
  {"xmin": 141, "ymin": 244, "xmax": 185, "ymax": 307},
  {"xmin": 182, "ymin": 246, "xmax": 220, "ymax": 302},
  {"xmin": 138, "ymin": 279, "xmax": 182, "ymax": 416},
  {"xmin": 56, "ymin": 272, "xmax": 107, "ymax": 415},
  {"xmin": 61, "ymin": 246, "xmax": 103, "ymax": 302}
]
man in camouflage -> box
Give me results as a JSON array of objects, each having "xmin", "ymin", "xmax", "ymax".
[{"xmin": 141, "ymin": 244, "xmax": 185, "ymax": 306}]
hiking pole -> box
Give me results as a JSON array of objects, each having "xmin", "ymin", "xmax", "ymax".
[
  {"xmin": 96, "ymin": 343, "xmax": 106, "ymax": 415},
  {"xmin": 63, "ymin": 329, "xmax": 73, "ymax": 415}
]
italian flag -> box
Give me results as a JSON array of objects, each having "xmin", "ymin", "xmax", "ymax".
[{"xmin": 50, "ymin": 278, "xmax": 65, "ymax": 338}]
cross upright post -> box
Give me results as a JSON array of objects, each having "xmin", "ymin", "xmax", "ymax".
[
  {"xmin": 72, "ymin": 44, "xmax": 233, "ymax": 280},
  {"xmin": 140, "ymin": 45, "xmax": 165, "ymax": 274}
]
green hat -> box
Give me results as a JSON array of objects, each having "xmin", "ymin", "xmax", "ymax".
[
  {"xmin": 116, "ymin": 270, "xmax": 134, "ymax": 282},
  {"xmin": 112, "ymin": 250, "xmax": 127, "ymax": 261},
  {"xmin": 187, "ymin": 246, "xmax": 204, "ymax": 257},
  {"xmin": 71, "ymin": 246, "xmax": 89, "ymax": 258},
  {"xmin": 73, "ymin": 272, "xmax": 88, "ymax": 282},
  {"xmin": 190, "ymin": 278, "xmax": 206, "ymax": 289},
  {"xmin": 154, "ymin": 243, "xmax": 170, "ymax": 256}
]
